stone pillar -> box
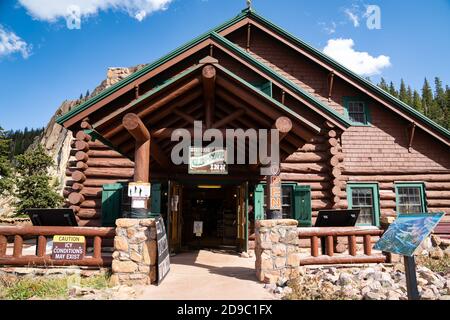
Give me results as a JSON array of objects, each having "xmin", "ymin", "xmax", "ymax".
[
  {"xmin": 110, "ymin": 218, "xmax": 157, "ymax": 286},
  {"xmin": 255, "ymin": 219, "xmax": 301, "ymax": 284}
]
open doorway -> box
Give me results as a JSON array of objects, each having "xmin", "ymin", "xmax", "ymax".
[{"xmin": 167, "ymin": 182, "xmax": 249, "ymax": 253}]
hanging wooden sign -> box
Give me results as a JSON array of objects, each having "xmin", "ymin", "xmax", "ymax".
[{"xmin": 189, "ymin": 147, "xmax": 228, "ymax": 175}]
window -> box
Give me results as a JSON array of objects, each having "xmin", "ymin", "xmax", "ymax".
[
  {"xmin": 347, "ymin": 184, "xmax": 380, "ymax": 226},
  {"xmin": 395, "ymin": 183, "xmax": 426, "ymax": 214},
  {"xmin": 344, "ymin": 98, "xmax": 370, "ymax": 125},
  {"xmin": 254, "ymin": 183, "xmax": 312, "ymax": 226}
]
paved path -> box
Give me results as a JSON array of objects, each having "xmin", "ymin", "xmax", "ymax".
[{"xmin": 135, "ymin": 250, "xmax": 274, "ymax": 300}]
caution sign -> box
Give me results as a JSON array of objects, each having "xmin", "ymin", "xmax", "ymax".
[{"xmin": 52, "ymin": 235, "xmax": 85, "ymax": 261}]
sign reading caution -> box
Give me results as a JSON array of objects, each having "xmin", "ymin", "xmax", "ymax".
[{"xmin": 52, "ymin": 235, "xmax": 86, "ymax": 261}]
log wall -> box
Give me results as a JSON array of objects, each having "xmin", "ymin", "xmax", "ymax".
[{"xmin": 64, "ymin": 130, "xmax": 133, "ymax": 227}]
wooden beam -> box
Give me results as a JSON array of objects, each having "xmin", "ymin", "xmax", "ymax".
[
  {"xmin": 212, "ymin": 109, "xmax": 245, "ymax": 129},
  {"xmin": 203, "ymin": 65, "xmax": 216, "ymax": 129},
  {"xmin": 174, "ymin": 109, "xmax": 197, "ymax": 125},
  {"xmin": 101, "ymin": 77, "xmax": 201, "ymax": 137},
  {"xmin": 123, "ymin": 113, "xmax": 150, "ymax": 182},
  {"xmin": 328, "ymin": 72, "xmax": 335, "ymax": 102},
  {"xmin": 408, "ymin": 122, "xmax": 416, "ymax": 152},
  {"xmin": 274, "ymin": 116, "xmax": 293, "ymax": 141}
]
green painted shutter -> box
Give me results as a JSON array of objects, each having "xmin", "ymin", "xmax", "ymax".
[
  {"xmin": 101, "ymin": 184, "xmax": 123, "ymax": 227},
  {"xmin": 254, "ymin": 184, "xmax": 265, "ymax": 220},
  {"xmin": 151, "ymin": 183, "xmax": 162, "ymax": 215},
  {"xmin": 293, "ymin": 185, "xmax": 312, "ymax": 227}
]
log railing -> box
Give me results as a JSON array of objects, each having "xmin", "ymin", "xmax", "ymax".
[
  {"xmin": 0, "ymin": 226, "xmax": 115, "ymax": 267},
  {"xmin": 298, "ymin": 227, "xmax": 386, "ymax": 265}
]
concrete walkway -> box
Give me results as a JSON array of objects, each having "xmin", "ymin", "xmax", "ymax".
[{"xmin": 135, "ymin": 250, "xmax": 274, "ymax": 300}]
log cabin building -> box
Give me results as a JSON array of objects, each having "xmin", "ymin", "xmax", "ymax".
[{"xmin": 57, "ymin": 9, "xmax": 450, "ymax": 253}]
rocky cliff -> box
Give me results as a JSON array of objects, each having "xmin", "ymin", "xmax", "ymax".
[{"xmin": 0, "ymin": 65, "xmax": 146, "ymax": 217}]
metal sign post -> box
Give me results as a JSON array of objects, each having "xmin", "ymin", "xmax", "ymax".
[{"xmin": 404, "ymin": 256, "xmax": 420, "ymax": 300}]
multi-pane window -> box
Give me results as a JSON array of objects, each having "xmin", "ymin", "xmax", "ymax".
[
  {"xmin": 347, "ymin": 184, "xmax": 380, "ymax": 226},
  {"xmin": 347, "ymin": 101, "xmax": 367, "ymax": 124},
  {"xmin": 262, "ymin": 185, "xmax": 293, "ymax": 219},
  {"xmin": 396, "ymin": 184, "xmax": 426, "ymax": 214}
]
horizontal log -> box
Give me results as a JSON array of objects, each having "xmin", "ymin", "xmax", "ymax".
[
  {"xmin": 0, "ymin": 256, "xmax": 112, "ymax": 267},
  {"xmin": 80, "ymin": 199, "xmax": 102, "ymax": 209},
  {"xmin": 84, "ymin": 168, "xmax": 134, "ymax": 179},
  {"xmin": 280, "ymin": 173, "xmax": 330, "ymax": 182},
  {"xmin": 345, "ymin": 174, "xmax": 450, "ymax": 183},
  {"xmin": 77, "ymin": 209, "xmax": 101, "ymax": 220},
  {"xmin": 83, "ymin": 179, "xmax": 131, "ymax": 187},
  {"xmin": 75, "ymin": 131, "xmax": 92, "ymax": 142},
  {"xmin": 71, "ymin": 140, "xmax": 109, "ymax": 150},
  {"xmin": 331, "ymin": 167, "xmax": 342, "ymax": 179},
  {"xmin": 68, "ymin": 192, "xmax": 85, "ymax": 205},
  {"xmin": 379, "ymin": 191, "xmax": 396, "ymax": 200},
  {"xmin": 72, "ymin": 171, "xmax": 86, "ymax": 183},
  {"xmin": 329, "ymin": 146, "xmax": 341, "ymax": 156},
  {"xmin": 300, "ymin": 255, "xmax": 386, "ymax": 266},
  {"xmin": 380, "ymin": 200, "xmax": 396, "ymax": 209},
  {"xmin": 425, "ymin": 182, "xmax": 450, "ymax": 190},
  {"xmin": 70, "ymin": 205, "xmax": 80, "ymax": 213},
  {"xmin": 311, "ymin": 191, "xmax": 332, "ymax": 200},
  {"xmin": 285, "ymin": 152, "xmax": 329, "ymax": 163},
  {"xmin": 76, "ymin": 161, "xmax": 88, "ymax": 171},
  {"xmin": 72, "ymin": 183, "xmax": 84, "ymax": 192},
  {"xmin": 0, "ymin": 226, "xmax": 114, "ymax": 237},
  {"xmin": 298, "ymin": 226, "xmax": 383, "ymax": 237},
  {"xmin": 312, "ymin": 200, "xmax": 333, "ymax": 210},
  {"xmin": 426, "ymin": 191, "xmax": 450, "ymax": 199},
  {"xmin": 343, "ymin": 168, "xmax": 450, "ymax": 175},
  {"xmin": 74, "ymin": 140, "xmax": 89, "ymax": 152},
  {"xmin": 86, "ymin": 158, "xmax": 134, "ymax": 168},
  {"xmin": 330, "ymin": 154, "xmax": 344, "ymax": 167},
  {"xmin": 80, "ymin": 187, "xmax": 102, "ymax": 198},
  {"xmin": 427, "ymin": 199, "xmax": 450, "ymax": 207},
  {"xmin": 77, "ymin": 219, "xmax": 102, "ymax": 227},
  {"xmin": 298, "ymin": 182, "xmax": 332, "ymax": 191},
  {"xmin": 87, "ymin": 150, "xmax": 124, "ymax": 158},
  {"xmin": 327, "ymin": 138, "xmax": 339, "ymax": 147},
  {"xmin": 75, "ymin": 151, "xmax": 89, "ymax": 162},
  {"xmin": 280, "ymin": 163, "xmax": 329, "ymax": 174}
]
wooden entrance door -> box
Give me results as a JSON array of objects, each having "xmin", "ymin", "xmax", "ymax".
[
  {"xmin": 168, "ymin": 181, "xmax": 183, "ymax": 253},
  {"xmin": 237, "ymin": 182, "xmax": 249, "ymax": 252}
]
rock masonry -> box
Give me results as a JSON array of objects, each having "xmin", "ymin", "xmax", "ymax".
[{"xmin": 110, "ymin": 219, "xmax": 157, "ymax": 286}]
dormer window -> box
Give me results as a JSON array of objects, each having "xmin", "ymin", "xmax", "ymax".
[{"xmin": 344, "ymin": 97, "xmax": 370, "ymax": 125}]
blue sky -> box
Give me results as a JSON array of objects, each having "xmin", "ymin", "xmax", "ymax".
[{"xmin": 0, "ymin": 0, "xmax": 449, "ymax": 131}]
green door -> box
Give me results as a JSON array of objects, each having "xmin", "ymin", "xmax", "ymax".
[
  {"xmin": 293, "ymin": 185, "xmax": 312, "ymax": 227},
  {"xmin": 101, "ymin": 184, "xmax": 123, "ymax": 227},
  {"xmin": 151, "ymin": 183, "xmax": 162, "ymax": 216},
  {"xmin": 254, "ymin": 184, "xmax": 265, "ymax": 220}
]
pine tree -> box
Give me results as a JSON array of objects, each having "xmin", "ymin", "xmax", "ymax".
[
  {"xmin": 13, "ymin": 144, "xmax": 63, "ymax": 214},
  {"xmin": 389, "ymin": 81, "xmax": 398, "ymax": 98},
  {"xmin": 0, "ymin": 126, "xmax": 13, "ymax": 196},
  {"xmin": 445, "ymin": 85, "xmax": 450, "ymax": 129},
  {"xmin": 412, "ymin": 90, "xmax": 424, "ymax": 113},
  {"xmin": 399, "ymin": 79, "xmax": 408, "ymax": 103},
  {"xmin": 85, "ymin": 90, "xmax": 90, "ymax": 99},
  {"xmin": 406, "ymin": 86, "xmax": 413, "ymax": 106},
  {"xmin": 422, "ymin": 78, "xmax": 433, "ymax": 116},
  {"xmin": 378, "ymin": 77, "xmax": 389, "ymax": 92}
]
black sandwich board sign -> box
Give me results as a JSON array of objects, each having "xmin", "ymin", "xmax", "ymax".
[
  {"xmin": 374, "ymin": 213, "xmax": 445, "ymax": 300},
  {"xmin": 155, "ymin": 216, "xmax": 170, "ymax": 285}
]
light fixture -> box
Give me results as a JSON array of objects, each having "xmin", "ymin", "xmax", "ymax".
[{"xmin": 197, "ymin": 185, "xmax": 222, "ymax": 189}]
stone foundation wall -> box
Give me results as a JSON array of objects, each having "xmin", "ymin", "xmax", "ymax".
[
  {"xmin": 255, "ymin": 219, "xmax": 302, "ymax": 284},
  {"xmin": 110, "ymin": 219, "xmax": 157, "ymax": 286}
]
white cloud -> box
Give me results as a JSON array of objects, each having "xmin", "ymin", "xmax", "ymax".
[
  {"xmin": 18, "ymin": 0, "xmax": 173, "ymax": 22},
  {"xmin": 319, "ymin": 21, "xmax": 337, "ymax": 35},
  {"xmin": 323, "ymin": 38, "xmax": 391, "ymax": 76},
  {"xmin": 344, "ymin": 8, "xmax": 360, "ymax": 27},
  {"xmin": 0, "ymin": 25, "xmax": 32, "ymax": 59}
]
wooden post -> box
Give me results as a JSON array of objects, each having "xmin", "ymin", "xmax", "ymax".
[
  {"xmin": 93, "ymin": 236, "xmax": 102, "ymax": 259},
  {"xmin": 311, "ymin": 236, "xmax": 319, "ymax": 257},
  {"xmin": 0, "ymin": 235, "xmax": 6, "ymax": 257},
  {"xmin": 13, "ymin": 235, "xmax": 23, "ymax": 257},
  {"xmin": 348, "ymin": 235, "xmax": 357, "ymax": 256},
  {"xmin": 363, "ymin": 234, "xmax": 372, "ymax": 255},
  {"xmin": 37, "ymin": 236, "xmax": 47, "ymax": 257},
  {"xmin": 404, "ymin": 256, "xmax": 421, "ymax": 300},
  {"xmin": 326, "ymin": 235, "xmax": 334, "ymax": 256},
  {"xmin": 202, "ymin": 65, "xmax": 216, "ymax": 129},
  {"xmin": 123, "ymin": 113, "xmax": 151, "ymax": 183}
]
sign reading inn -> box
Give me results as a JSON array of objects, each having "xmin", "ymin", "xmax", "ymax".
[{"xmin": 55, "ymin": 8, "xmax": 450, "ymax": 254}]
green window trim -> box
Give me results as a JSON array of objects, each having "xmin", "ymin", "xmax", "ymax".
[
  {"xmin": 347, "ymin": 183, "xmax": 380, "ymax": 227},
  {"xmin": 343, "ymin": 97, "xmax": 372, "ymax": 126},
  {"xmin": 395, "ymin": 182, "xmax": 427, "ymax": 214},
  {"xmin": 254, "ymin": 183, "xmax": 312, "ymax": 227}
]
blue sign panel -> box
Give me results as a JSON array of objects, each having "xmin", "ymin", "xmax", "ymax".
[{"xmin": 374, "ymin": 213, "xmax": 445, "ymax": 257}]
